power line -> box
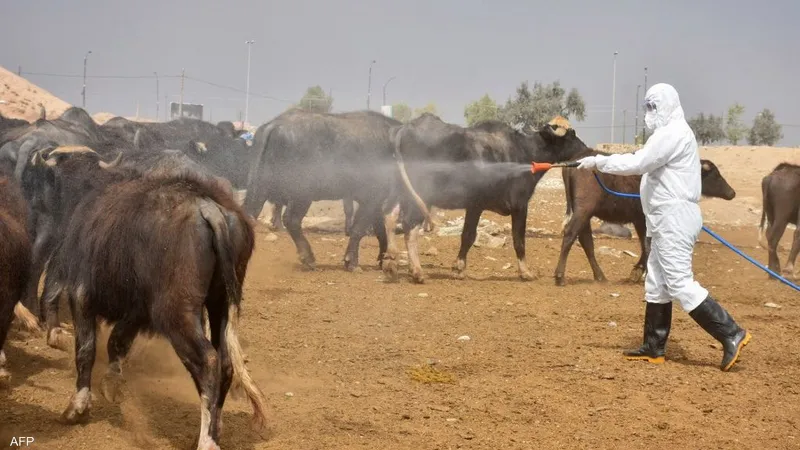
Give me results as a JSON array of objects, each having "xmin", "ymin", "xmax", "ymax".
[{"xmin": 21, "ymin": 71, "xmax": 181, "ymax": 79}]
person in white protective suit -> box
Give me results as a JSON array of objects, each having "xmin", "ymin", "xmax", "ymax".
[{"xmin": 575, "ymin": 83, "xmax": 751, "ymax": 372}]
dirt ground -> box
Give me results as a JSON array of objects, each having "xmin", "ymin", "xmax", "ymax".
[{"xmin": 2, "ymin": 146, "xmax": 800, "ymax": 450}]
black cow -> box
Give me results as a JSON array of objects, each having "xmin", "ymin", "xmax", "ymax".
[
  {"xmin": 759, "ymin": 163, "xmax": 800, "ymax": 278},
  {"xmin": 244, "ymin": 109, "xmax": 402, "ymax": 271},
  {"xmin": 555, "ymin": 152, "xmax": 736, "ymax": 285},
  {"xmin": 102, "ymin": 117, "xmax": 251, "ymax": 188},
  {"xmin": 0, "ymin": 175, "xmax": 33, "ymax": 385},
  {"xmin": 27, "ymin": 148, "xmax": 268, "ymax": 447},
  {"xmin": 382, "ymin": 114, "xmax": 589, "ymax": 283}
]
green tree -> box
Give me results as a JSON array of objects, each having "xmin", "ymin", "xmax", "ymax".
[
  {"xmin": 413, "ymin": 102, "xmax": 439, "ymax": 118},
  {"xmin": 296, "ymin": 85, "xmax": 333, "ymax": 113},
  {"xmin": 748, "ymin": 109, "xmax": 783, "ymax": 146},
  {"xmin": 499, "ymin": 81, "xmax": 586, "ymax": 130},
  {"xmin": 688, "ymin": 112, "xmax": 725, "ymax": 145},
  {"xmin": 391, "ymin": 102, "xmax": 412, "ymax": 123},
  {"xmin": 725, "ymin": 103, "xmax": 748, "ymax": 145},
  {"xmin": 464, "ymin": 94, "xmax": 500, "ymax": 126}
]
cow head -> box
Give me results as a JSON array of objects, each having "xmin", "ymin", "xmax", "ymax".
[
  {"xmin": 700, "ymin": 159, "xmax": 736, "ymax": 200},
  {"xmin": 533, "ymin": 116, "xmax": 589, "ymax": 163}
]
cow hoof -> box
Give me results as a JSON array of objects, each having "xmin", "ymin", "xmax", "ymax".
[
  {"xmin": 628, "ymin": 267, "xmax": 644, "ymax": 283},
  {"xmin": 411, "ymin": 274, "xmax": 426, "ymax": 284},
  {"xmin": 555, "ymin": 276, "xmax": 566, "ymax": 287},
  {"xmin": 197, "ymin": 435, "xmax": 222, "ymax": 450},
  {"xmin": 519, "ymin": 271, "xmax": 536, "ymax": 282},
  {"xmin": 0, "ymin": 350, "xmax": 6, "ymax": 366},
  {"xmin": 60, "ymin": 400, "xmax": 91, "ymax": 425},
  {"xmin": 382, "ymin": 259, "xmax": 399, "ymax": 280},
  {"xmin": 101, "ymin": 371, "xmax": 125, "ymax": 403},
  {"xmin": 453, "ymin": 271, "xmax": 467, "ymax": 280},
  {"xmin": 47, "ymin": 327, "xmax": 74, "ymax": 352},
  {"xmin": 346, "ymin": 265, "xmax": 363, "ymax": 273},
  {"xmin": 0, "ymin": 368, "xmax": 10, "ymax": 387}
]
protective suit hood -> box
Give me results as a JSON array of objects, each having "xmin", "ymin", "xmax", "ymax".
[{"xmin": 644, "ymin": 83, "xmax": 685, "ymax": 131}]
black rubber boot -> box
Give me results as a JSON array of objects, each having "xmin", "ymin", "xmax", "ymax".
[
  {"xmin": 623, "ymin": 301, "xmax": 672, "ymax": 364},
  {"xmin": 688, "ymin": 295, "xmax": 752, "ymax": 371}
]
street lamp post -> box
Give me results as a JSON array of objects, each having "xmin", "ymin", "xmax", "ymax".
[
  {"xmin": 82, "ymin": 50, "xmax": 92, "ymax": 109},
  {"xmin": 244, "ymin": 40, "xmax": 255, "ymax": 129},
  {"xmin": 382, "ymin": 76, "xmax": 396, "ymax": 106},
  {"xmin": 366, "ymin": 60, "xmax": 376, "ymax": 110},
  {"xmin": 611, "ymin": 51, "xmax": 618, "ymax": 143}
]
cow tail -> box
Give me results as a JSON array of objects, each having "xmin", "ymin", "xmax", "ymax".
[
  {"xmin": 561, "ymin": 169, "xmax": 573, "ymax": 234},
  {"xmin": 199, "ymin": 200, "xmax": 269, "ymax": 432},
  {"xmin": 14, "ymin": 302, "xmax": 41, "ymax": 332},
  {"xmin": 393, "ymin": 138, "xmax": 434, "ymax": 226}
]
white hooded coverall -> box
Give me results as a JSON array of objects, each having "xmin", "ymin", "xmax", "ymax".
[{"xmin": 579, "ymin": 83, "xmax": 708, "ymax": 312}]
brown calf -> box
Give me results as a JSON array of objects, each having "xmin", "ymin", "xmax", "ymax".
[
  {"xmin": 555, "ymin": 149, "xmax": 736, "ymax": 286},
  {"xmin": 759, "ymin": 163, "xmax": 800, "ymax": 278}
]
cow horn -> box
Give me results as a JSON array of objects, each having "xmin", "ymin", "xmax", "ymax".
[
  {"xmin": 49, "ymin": 145, "xmax": 97, "ymax": 156},
  {"xmin": 99, "ymin": 152, "xmax": 122, "ymax": 169},
  {"xmin": 31, "ymin": 151, "xmax": 45, "ymax": 167}
]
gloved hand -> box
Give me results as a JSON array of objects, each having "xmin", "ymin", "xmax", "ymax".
[{"xmin": 576, "ymin": 156, "xmax": 597, "ymax": 170}]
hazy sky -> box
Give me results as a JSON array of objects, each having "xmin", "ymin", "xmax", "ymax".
[{"xmin": 2, "ymin": 0, "xmax": 798, "ymax": 147}]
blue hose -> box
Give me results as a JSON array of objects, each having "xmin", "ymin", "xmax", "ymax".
[{"xmin": 591, "ymin": 172, "xmax": 800, "ymax": 292}]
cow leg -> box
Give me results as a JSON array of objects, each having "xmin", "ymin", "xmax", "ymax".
[
  {"xmin": 60, "ymin": 288, "xmax": 96, "ymax": 425},
  {"xmin": 165, "ymin": 311, "xmax": 222, "ymax": 450},
  {"xmin": 0, "ymin": 295, "xmax": 15, "ymax": 385},
  {"xmin": 554, "ymin": 212, "xmax": 588, "ymax": 286},
  {"xmin": 784, "ymin": 216, "xmax": 800, "ymax": 279},
  {"xmin": 270, "ymin": 203, "xmax": 285, "ymax": 231},
  {"xmin": 343, "ymin": 198, "xmax": 355, "ymax": 237},
  {"xmin": 100, "ymin": 319, "xmax": 142, "ymax": 403},
  {"xmin": 41, "ymin": 276, "xmax": 72, "ymax": 352},
  {"xmin": 343, "ymin": 203, "xmax": 377, "ymax": 272},
  {"xmin": 284, "ymin": 200, "xmax": 316, "ymax": 269},
  {"xmin": 206, "ymin": 300, "xmax": 232, "ymax": 440},
  {"xmin": 373, "ymin": 210, "xmax": 388, "ymax": 266},
  {"xmin": 453, "ymin": 207, "xmax": 482, "ymax": 280},
  {"xmin": 405, "ymin": 224, "xmax": 425, "ymax": 283},
  {"xmin": 577, "ymin": 226, "xmax": 606, "ymax": 283},
  {"xmin": 511, "ymin": 205, "xmax": 535, "ymax": 281},
  {"xmin": 629, "ymin": 219, "xmax": 648, "ymax": 283},
  {"xmin": 381, "ymin": 204, "xmax": 402, "ymax": 281},
  {"xmin": 766, "ymin": 217, "xmax": 789, "ymax": 277}
]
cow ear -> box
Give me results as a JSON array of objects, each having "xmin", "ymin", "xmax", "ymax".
[{"xmin": 193, "ymin": 141, "xmax": 208, "ymax": 153}]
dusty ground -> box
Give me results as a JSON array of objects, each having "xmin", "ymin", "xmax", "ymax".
[{"xmin": 2, "ymin": 147, "xmax": 800, "ymax": 450}]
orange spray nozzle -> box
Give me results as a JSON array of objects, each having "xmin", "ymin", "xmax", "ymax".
[{"xmin": 530, "ymin": 161, "xmax": 581, "ymax": 174}]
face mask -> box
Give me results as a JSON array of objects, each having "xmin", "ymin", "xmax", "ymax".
[{"xmin": 645, "ymin": 111, "xmax": 657, "ymax": 131}]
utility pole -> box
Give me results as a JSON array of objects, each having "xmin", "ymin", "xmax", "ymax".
[
  {"xmin": 179, "ymin": 68, "xmax": 185, "ymax": 118},
  {"xmin": 82, "ymin": 50, "xmax": 92, "ymax": 109},
  {"xmin": 642, "ymin": 67, "xmax": 648, "ymax": 143},
  {"xmin": 383, "ymin": 76, "xmax": 396, "ymax": 106},
  {"xmin": 366, "ymin": 60, "xmax": 376, "ymax": 110},
  {"xmin": 164, "ymin": 94, "xmax": 168, "ymax": 121},
  {"xmin": 622, "ymin": 109, "xmax": 627, "ymax": 145},
  {"xmin": 136, "ymin": 100, "xmax": 140, "ymax": 119},
  {"xmin": 17, "ymin": 66, "xmax": 21, "ymax": 76},
  {"xmin": 610, "ymin": 51, "xmax": 618, "ymax": 143},
  {"xmin": 634, "ymin": 84, "xmax": 641, "ymax": 144},
  {"xmin": 244, "ymin": 40, "xmax": 255, "ymax": 128},
  {"xmin": 154, "ymin": 72, "xmax": 159, "ymax": 122}
]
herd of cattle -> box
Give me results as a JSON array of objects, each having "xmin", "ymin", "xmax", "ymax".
[{"xmin": 0, "ymin": 104, "xmax": 798, "ymax": 448}]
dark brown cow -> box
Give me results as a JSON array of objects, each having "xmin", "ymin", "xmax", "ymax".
[
  {"xmin": 27, "ymin": 147, "xmax": 268, "ymax": 448},
  {"xmin": 383, "ymin": 115, "xmax": 589, "ymax": 283},
  {"xmin": 555, "ymin": 149, "xmax": 736, "ymax": 286},
  {"xmin": 759, "ymin": 162, "xmax": 800, "ymax": 278},
  {"xmin": 0, "ymin": 175, "xmax": 33, "ymax": 384}
]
